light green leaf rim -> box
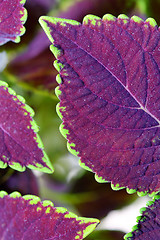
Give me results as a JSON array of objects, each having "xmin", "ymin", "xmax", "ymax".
[
  {"xmin": 11, "ymin": 0, "xmax": 28, "ymax": 44},
  {"xmin": 124, "ymin": 194, "xmax": 160, "ymax": 239},
  {"xmin": 0, "ymin": 191, "xmax": 99, "ymax": 239},
  {"xmin": 55, "ymin": 207, "xmax": 99, "ymax": 239},
  {"xmin": 0, "ymin": 80, "xmax": 53, "ymax": 174},
  {"xmin": 39, "ymin": 16, "xmax": 80, "ymax": 45},
  {"xmin": 39, "ymin": 14, "xmax": 159, "ymax": 196}
]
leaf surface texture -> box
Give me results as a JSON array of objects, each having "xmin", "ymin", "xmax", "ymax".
[
  {"xmin": 0, "ymin": 0, "xmax": 27, "ymax": 45},
  {"xmin": 0, "ymin": 191, "xmax": 99, "ymax": 239},
  {"xmin": 40, "ymin": 14, "xmax": 160, "ymax": 195},
  {"xmin": 0, "ymin": 80, "xmax": 53, "ymax": 173}
]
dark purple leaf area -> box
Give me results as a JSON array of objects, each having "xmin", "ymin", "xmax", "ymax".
[
  {"xmin": 0, "ymin": 191, "xmax": 99, "ymax": 240},
  {"xmin": 0, "ymin": 0, "xmax": 27, "ymax": 45},
  {"xmin": 40, "ymin": 15, "xmax": 160, "ymax": 195},
  {"xmin": 6, "ymin": 0, "xmax": 135, "ymax": 94},
  {"xmin": 0, "ymin": 81, "xmax": 53, "ymax": 173},
  {"xmin": 124, "ymin": 195, "xmax": 160, "ymax": 239}
]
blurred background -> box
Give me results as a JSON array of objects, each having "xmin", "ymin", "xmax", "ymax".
[{"xmin": 0, "ymin": 0, "xmax": 159, "ymax": 239}]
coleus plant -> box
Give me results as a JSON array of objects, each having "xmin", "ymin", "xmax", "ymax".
[
  {"xmin": 39, "ymin": 12, "xmax": 160, "ymax": 239},
  {"xmin": 0, "ymin": 0, "xmax": 160, "ymax": 240},
  {"xmin": 0, "ymin": 0, "xmax": 99, "ymax": 239}
]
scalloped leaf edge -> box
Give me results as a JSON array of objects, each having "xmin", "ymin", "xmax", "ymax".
[
  {"xmin": 0, "ymin": 80, "xmax": 54, "ymax": 174},
  {"xmin": 124, "ymin": 194, "xmax": 160, "ymax": 239},
  {"xmin": 39, "ymin": 14, "xmax": 159, "ymax": 196},
  {"xmin": 0, "ymin": 191, "xmax": 100, "ymax": 239},
  {"xmin": 0, "ymin": 0, "xmax": 27, "ymax": 45}
]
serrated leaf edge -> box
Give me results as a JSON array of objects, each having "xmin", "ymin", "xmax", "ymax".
[
  {"xmin": 0, "ymin": 80, "xmax": 54, "ymax": 174},
  {"xmin": 124, "ymin": 194, "xmax": 160, "ymax": 239},
  {"xmin": 39, "ymin": 13, "xmax": 159, "ymax": 195},
  {"xmin": 0, "ymin": 191, "xmax": 99, "ymax": 239}
]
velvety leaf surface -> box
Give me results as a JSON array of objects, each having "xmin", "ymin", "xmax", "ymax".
[
  {"xmin": 0, "ymin": 80, "xmax": 53, "ymax": 173},
  {"xmin": 40, "ymin": 14, "xmax": 160, "ymax": 195},
  {"xmin": 0, "ymin": 191, "xmax": 99, "ymax": 240},
  {"xmin": 124, "ymin": 195, "xmax": 160, "ymax": 239},
  {"xmin": 0, "ymin": 0, "xmax": 27, "ymax": 45}
]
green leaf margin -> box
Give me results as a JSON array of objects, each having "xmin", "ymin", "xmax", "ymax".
[
  {"xmin": 39, "ymin": 14, "xmax": 159, "ymax": 196},
  {"xmin": 0, "ymin": 191, "xmax": 99, "ymax": 239},
  {"xmin": 0, "ymin": 80, "xmax": 53, "ymax": 173}
]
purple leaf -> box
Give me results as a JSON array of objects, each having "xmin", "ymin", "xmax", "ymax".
[
  {"xmin": 0, "ymin": 191, "xmax": 99, "ymax": 239},
  {"xmin": 124, "ymin": 195, "xmax": 160, "ymax": 239},
  {"xmin": 39, "ymin": 14, "xmax": 160, "ymax": 195},
  {"xmin": 0, "ymin": 0, "xmax": 27, "ymax": 45},
  {"xmin": 0, "ymin": 80, "xmax": 53, "ymax": 173},
  {"xmin": 6, "ymin": 0, "xmax": 136, "ymax": 95}
]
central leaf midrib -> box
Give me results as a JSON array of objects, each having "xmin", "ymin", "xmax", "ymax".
[{"xmin": 58, "ymin": 22, "xmax": 160, "ymax": 126}]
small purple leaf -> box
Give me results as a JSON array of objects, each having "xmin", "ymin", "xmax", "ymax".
[
  {"xmin": 124, "ymin": 195, "xmax": 160, "ymax": 239},
  {"xmin": 0, "ymin": 0, "xmax": 27, "ymax": 45},
  {"xmin": 39, "ymin": 14, "xmax": 160, "ymax": 195},
  {"xmin": 0, "ymin": 80, "xmax": 53, "ymax": 173},
  {"xmin": 0, "ymin": 191, "xmax": 99, "ymax": 239}
]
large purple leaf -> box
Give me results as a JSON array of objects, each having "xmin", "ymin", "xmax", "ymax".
[
  {"xmin": 0, "ymin": 191, "xmax": 99, "ymax": 239},
  {"xmin": 6, "ymin": 0, "xmax": 136, "ymax": 95},
  {"xmin": 39, "ymin": 14, "xmax": 160, "ymax": 195},
  {"xmin": 0, "ymin": 0, "xmax": 27, "ymax": 45},
  {"xmin": 124, "ymin": 195, "xmax": 160, "ymax": 239},
  {"xmin": 0, "ymin": 80, "xmax": 53, "ymax": 173}
]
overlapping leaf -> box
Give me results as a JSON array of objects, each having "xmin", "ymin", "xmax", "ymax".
[
  {"xmin": 124, "ymin": 195, "xmax": 160, "ymax": 239},
  {"xmin": 0, "ymin": 0, "xmax": 27, "ymax": 45},
  {"xmin": 0, "ymin": 80, "xmax": 53, "ymax": 173},
  {"xmin": 39, "ymin": 14, "xmax": 160, "ymax": 195},
  {"xmin": 0, "ymin": 191, "xmax": 99, "ymax": 239},
  {"xmin": 6, "ymin": 0, "xmax": 136, "ymax": 95}
]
